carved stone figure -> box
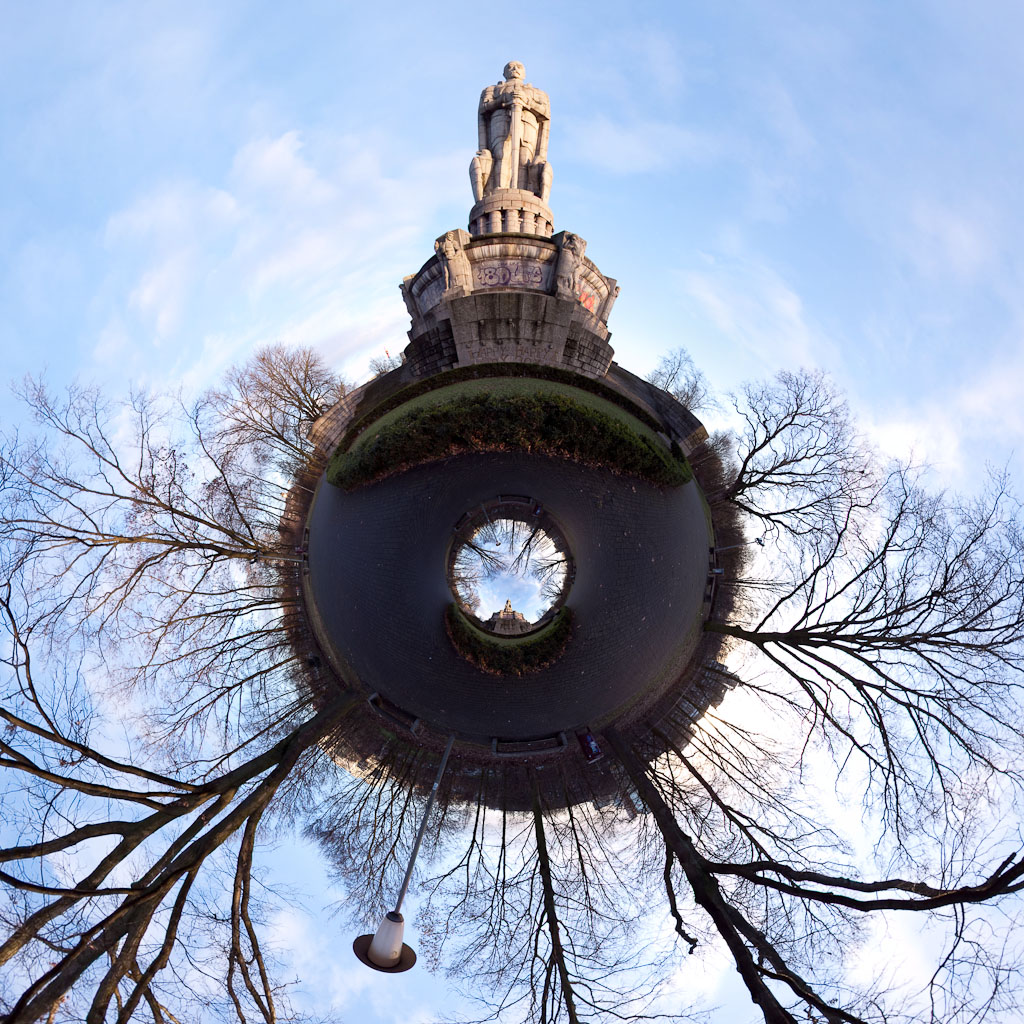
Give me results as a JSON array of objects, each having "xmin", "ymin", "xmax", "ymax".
[
  {"xmin": 400, "ymin": 275, "xmax": 420, "ymax": 323},
  {"xmin": 470, "ymin": 61, "xmax": 552, "ymax": 204},
  {"xmin": 554, "ymin": 232, "xmax": 586, "ymax": 301},
  {"xmin": 598, "ymin": 281, "xmax": 620, "ymax": 323},
  {"xmin": 435, "ymin": 229, "xmax": 474, "ymax": 296}
]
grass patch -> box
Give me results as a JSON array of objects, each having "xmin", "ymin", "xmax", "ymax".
[
  {"xmin": 445, "ymin": 604, "xmax": 573, "ymax": 675},
  {"xmin": 327, "ymin": 385, "xmax": 692, "ymax": 490},
  {"xmin": 339, "ymin": 362, "xmax": 664, "ymax": 453}
]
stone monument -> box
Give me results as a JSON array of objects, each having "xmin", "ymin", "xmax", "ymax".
[
  {"xmin": 484, "ymin": 599, "xmax": 533, "ymax": 636},
  {"xmin": 469, "ymin": 61, "xmax": 554, "ymax": 237},
  {"xmin": 296, "ymin": 59, "xmax": 715, "ymax": 801},
  {"xmin": 397, "ymin": 61, "xmax": 626, "ymax": 381}
]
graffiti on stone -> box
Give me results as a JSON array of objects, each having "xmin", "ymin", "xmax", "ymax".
[{"xmin": 474, "ymin": 259, "xmax": 549, "ymax": 289}]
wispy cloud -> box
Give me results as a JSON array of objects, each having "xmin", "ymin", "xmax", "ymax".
[
  {"xmin": 94, "ymin": 129, "xmax": 465, "ymax": 395},
  {"xmin": 678, "ymin": 255, "xmax": 839, "ymax": 375},
  {"xmin": 855, "ymin": 335, "xmax": 1024, "ymax": 488},
  {"xmin": 270, "ymin": 902, "xmax": 458, "ymax": 1023},
  {"xmin": 231, "ymin": 131, "xmax": 336, "ymax": 205}
]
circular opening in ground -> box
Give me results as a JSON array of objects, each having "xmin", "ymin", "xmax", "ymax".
[{"xmin": 448, "ymin": 500, "xmax": 573, "ymax": 635}]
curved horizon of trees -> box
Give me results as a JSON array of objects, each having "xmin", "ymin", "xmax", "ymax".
[{"xmin": 0, "ymin": 345, "xmax": 1022, "ymax": 1022}]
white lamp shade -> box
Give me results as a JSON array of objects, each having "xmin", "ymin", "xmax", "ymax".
[{"xmin": 368, "ymin": 912, "xmax": 405, "ymax": 968}]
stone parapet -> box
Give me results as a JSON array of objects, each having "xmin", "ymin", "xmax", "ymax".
[
  {"xmin": 605, "ymin": 363, "xmax": 709, "ymax": 453},
  {"xmin": 306, "ymin": 386, "xmax": 365, "ymax": 455},
  {"xmin": 401, "ymin": 228, "xmax": 618, "ymax": 379},
  {"xmin": 405, "ymin": 233, "xmax": 616, "ymax": 332},
  {"xmin": 401, "ymin": 321, "xmax": 457, "ymax": 379}
]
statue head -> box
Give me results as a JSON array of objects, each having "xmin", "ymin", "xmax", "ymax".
[
  {"xmin": 503, "ymin": 61, "xmax": 525, "ymax": 82},
  {"xmin": 562, "ymin": 232, "xmax": 582, "ymax": 256}
]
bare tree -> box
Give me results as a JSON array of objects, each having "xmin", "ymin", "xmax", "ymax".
[
  {"xmin": 0, "ymin": 365, "xmax": 335, "ymax": 756},
  {"xmin": 712, "ymin": 369, "xmax": 875, "ymax": 542},
  {"xmin": 646, "ymin": 348, "xmax": 713, "ymax": 415},
  {"xmin": 570, "ymin": 457, "xmax": 1024, "ymax": 1024},
  {"xmin": 5, "ymin": 340, "xmax": 1024, "ymax": 1024},
  {"xmin": 413, "ymin": 768, "xmax": 688, "ymax": 1024},
  {"xmin": 367, "ymin": 353, "xmax": 402, "ymax": 378},
  {"xmin": 706, "ymin": 466, "xmax": 1024, "ymax": 829},
  {"xmin": 606, "ymin": 721, "xmax": 1024, "ymax": 1024},
  {"xmin": 205, "ymin": 343, "xmax": 348, "ymax": 478},
  {"xmin": 0, "ymin": 349, "xmax": 357, "ymax": 1022},
  {"xmin": 0, "ymin": 583, "xmax": 357, "ymax": 1022}
]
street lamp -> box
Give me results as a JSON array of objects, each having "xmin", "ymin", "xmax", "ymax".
[
  {"xmin": 352, "ymin": 734, "xmax": 455, "ymax": 973},
  {"xmin": 714, "ymin": 535, "xmax": 765, "ymax": 554}
]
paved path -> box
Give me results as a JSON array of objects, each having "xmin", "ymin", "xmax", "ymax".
[{"xmin": 305, "ymin": 452, "xmax": 710, "ymax": 742}]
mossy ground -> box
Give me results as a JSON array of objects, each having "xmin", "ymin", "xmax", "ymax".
[
  {"xmin": 327, "ymin": 379, "xmax": 692, "ymax": 490},
  {"xmin": 445, "ymin": 604, "xmax": 574, "ymax": 676}
]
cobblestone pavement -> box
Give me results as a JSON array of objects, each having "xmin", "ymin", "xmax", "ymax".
[{"xmin": 305, "ymin": 452, "xmax": 711, "ymax": 741}]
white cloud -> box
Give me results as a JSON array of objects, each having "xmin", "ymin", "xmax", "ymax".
[
  {"xmin": 127, "ymin": 252, "xmax": 191, "ymax": 339},
  {"xmin": 95, "ymin": 129, "xmax": 465, "ymax": 395},
  {"xmin": 247, "ymin": 230, "xmax": 339, "ymax": 293},
  {"xmin": 270, "ymin": 902, "xmax": 460, "ymax": 1024},
  {"xmin": 101, "ymin": 181, "xmax": 241, "ymax": 345},
  {"xmin": 270, "ymin": 906, "xmax": 373, "ymax": 1011},
  {"xmin": 756, "ymin": 78, "xmax": 816, "ymax": 160},
  {"xmin": 958, "ymin": 348, "xmax": 1024, "ymax": 438},
  {"xmin": 105, "ymin": 181, "xmax": 239, "ymax": 246},
  {"xmin": 230, "ymin": 131, "xmax": 335, "ymax": 205},
  {"xmin": 91, "ymin": 314, "xmax": 132, "ymax": 366},
  {"xmin": 859, "ymin": 401, "xmax": 966, "ymax": 479},
  {"xmin": 854, "ymin": 337, "xmax": 1024, "ymax": 489},
  {"xmin": 679, "ymin": 256, "xmax": 838, "ymax": 376}
]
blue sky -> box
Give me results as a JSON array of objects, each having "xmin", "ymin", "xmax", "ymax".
[
  {"xmin": 6, "ymin": 0, "xmax": 1024, "ymax": 497},
  {"xmin": 3, "ymin": 2, "xmax": 1024, "ymax": 1020},
  {"xmin": 457, "ymin": 520, "xmax": 564, "ymax": 621}
]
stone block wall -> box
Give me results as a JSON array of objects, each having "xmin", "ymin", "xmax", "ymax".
[
  {"xmin": 563, "ymin": 317, "xmax": 616, "ymax": 378},
  {"xmin": 402, "ymin": 321, "xmax": 457, "ymax": 378},
  {"xmin": 438, "ymin": 291, "xmax": 614, "ymax": 378},
  {"xmin": 606, "ymin": 363, "xmax": 709, "ymax": 453}
]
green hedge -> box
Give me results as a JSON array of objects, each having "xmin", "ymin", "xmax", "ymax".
[
  {"xmin": 339, "ymin": 362, "xmax": 663, "ymax": 453},
  {"xmin": 328, "ymin": 391, "xmax": 692, "ymax": 490},
  {"xmin": 445, "ymin": 604, "xmax": 573, "ymax": 675}
]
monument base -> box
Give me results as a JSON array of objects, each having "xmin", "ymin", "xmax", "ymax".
[{"xmin": 469, "ymin": 189, "xmax": 554, "ymax": 238}]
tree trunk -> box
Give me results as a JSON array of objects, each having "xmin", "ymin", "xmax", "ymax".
[
  {"xmin": 604, "ymin": 726, "xmax": 802, "ymax": 1024},
  {"xmin": 4, "ymin": 699, "xmax": 353, "ymax": 1024},
  {"xmin": 531, "ymin": 781, "xmax": 581, "ymax": 1024}
]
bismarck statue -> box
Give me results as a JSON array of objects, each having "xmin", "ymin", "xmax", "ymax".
[
  {"xmin": 396, "ymin": 60, "xmax": 628, "ymax": 381},
  {"xmin": 467, "ymin": 61, "xmax": 555, "ymax": 237},
  {"xmin": 471, "ymin": 61, "xmax": 552, "ymax": 204}
]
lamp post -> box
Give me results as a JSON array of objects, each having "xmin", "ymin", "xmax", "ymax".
[
  {"xmin": 714, "ymin": 535, "xmax": 765, "ymax": 554},
  {"xmin": 352, "ymin": 734, "xmax": 455, "ymax": 973}
]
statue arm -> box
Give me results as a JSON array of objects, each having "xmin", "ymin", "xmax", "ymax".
[
  {"xmin": 535, "ymin": 115, "xmax": 550, "ymax": 162},
  {"xmin": 477, "ymin": 87, "xmax": 498, "ymax": 149}
]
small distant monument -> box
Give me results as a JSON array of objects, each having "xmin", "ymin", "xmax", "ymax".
[{"xmin": 485, "ymin": 599, "xmax": 533, "ymax": 636}]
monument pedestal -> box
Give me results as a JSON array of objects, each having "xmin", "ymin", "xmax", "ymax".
[{"xmin": 469, "ymin": 189, "xmax": 554, "ymax": 238}]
